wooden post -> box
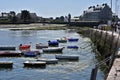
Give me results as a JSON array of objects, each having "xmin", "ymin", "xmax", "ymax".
[{"xmin": 90, "ymin": 66, "xmax": 98, "ymax": 80}]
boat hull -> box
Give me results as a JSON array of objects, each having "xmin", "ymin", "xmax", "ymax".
[
  {"xmin": 19, "ymin": 44, "xmax": 30, "ymax": 50},
  {"xmin": 68, "ymin": 38, "xmax": 79, "ymax": 42},
  {"xmin": 37, "ymin": 59, "xmax": 58, "ymax": 64},
  {"xmin": 43, "ymin": 47, "xmax": 64, "ymax": 53},
  {"xmin": 48, "ymin": 41, "xmax": 59, "ymax": 46},
  {"xmin": 0, "ymin": 46, "xmax": 16, "ymax": 51},
  {"xmin": 0, "ymin": 61, "xmax": 13, "ymax": 68},
  {"xmin": 0, "ymin": 51, "xmax": 22, "ymax": 57},
  {"xmin": 24, "ymin": 61, "xmax": 46, "ymax": 68},
  {"xmin": 67, "ymin": 46, "xmax": 79, "ymax": 49},
  {"xmin": 57, "ymin": 39, "xmax": 67, "ymax": 43},
  {"xmin": 23, "ymin": 51, "xmax": 37, "ymax": 57},
  {"xmin": 36, "ymin": 43, "xmax": 48, "ymax": 49},
  {"xmin": 55, "ymin": 55, "xmax": 79, "ymax": 61}
]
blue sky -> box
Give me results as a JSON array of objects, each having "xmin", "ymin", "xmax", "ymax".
[{"xmin": 0, "ymin": 0, "xmax": 119, "ymax": 18}]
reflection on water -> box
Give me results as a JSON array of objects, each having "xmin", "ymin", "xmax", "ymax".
[{"xmin": 0, "ymin": 30, "xmax": 104, "ymax": 80}]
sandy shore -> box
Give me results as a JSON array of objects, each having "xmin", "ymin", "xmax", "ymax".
[{"xmin": 0, "ymin": 23, "xmax": 66, "ymax": 30}]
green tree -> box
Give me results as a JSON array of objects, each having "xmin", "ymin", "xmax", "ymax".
[
  {"xmin": 55, "ymin": 17, "xmax": 60, "ymax": 22},
  {"xmin": 68, "ymin": 13, "xmax": 71, "ymax": 23},
  {"xmin": 9, "ymin": 11, "xmax": 17, "ymax": 23},
  {"xmin": 68, "ymin": 13, "xmax": 71, "ymax": 26},
  {"xmin": 20, "ymin": 10, "xmax": 31, "ymax": 22},
  {"xmin": 60, "ymin": 16, "xmax": 64, "ymax": 22}
]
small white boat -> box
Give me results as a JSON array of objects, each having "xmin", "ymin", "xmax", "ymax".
[
  {"xmin": 37, "ymin": 58, "xmax": 58, "ymax": 64},
  {"xmin": 23, "ymin": 61, "xmax": 46, "ymax": 68},
  {"xmin": 57, "ymin": 37, "xmax": 67, "ymax": 43},
  {"xmin": 42, "ymin": 47, "xmax": 64, "ymax": 53},
  {"xmin": 36, "ymin": 43, "xmax": 48, "ymax": 49},
  {"xmin": 55, "ymin": 55, "xmax": 79, "ymax": 61}
]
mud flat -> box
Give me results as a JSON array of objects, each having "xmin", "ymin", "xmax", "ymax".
[{"xmin": 0, "ymin": 23, "xmax": 66, "ymax": 30}]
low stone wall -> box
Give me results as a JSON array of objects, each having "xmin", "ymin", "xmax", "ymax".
[{"xmin": 80, "ymin": 28, "xmax": 120, "ymax": 79}]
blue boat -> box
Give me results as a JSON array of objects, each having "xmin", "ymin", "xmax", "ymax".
[
  {"xmin": 48, "ymin": 40, "xmax": 59, "ymax": 46},
  {"xmin": 67, "ymin": 46, "xmax": 79, "ymax": 49},
  {"xmin": 24, "ymin": 51, "xmax": 37, "ymax": 57},
  {"xmin": 68, "ymin": 38, "xmax": 79, "ymax": 42}
]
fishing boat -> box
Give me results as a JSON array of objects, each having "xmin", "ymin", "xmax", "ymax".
[
  {"xmin": 23, "ymin": 61, "xmax": 46, "ymax": 68},
  {"xmin": 67, "ymin": 46, "xmax": 79, "ymax": 49},
  {"xmin": 55, "ymin": 55, "xmax": 79, "ymax": 61},
  {"xmin": 48, "ymin": 40, "xmax": 59, "ymax": 46},
  {"xmin": 19, "ymin": 44, "xmax": 31, "ymax": 50},
  {"xmin": 37, "ymin": 58, "xmax": 58, "ymax": 64},
  {"xmin": 36, "ymin": 43, "xmax": 48, "ymax": 49},
  {"xmin": 0, "ymin": 51, "xmax": 22, "ymax": 57},
  {"xmin": 68, "ymin": 38, "xmax": 79, "ymax": 42},
  {"xmin": 23, "ymin": 51, "xmax": 37, "ymax": 57},
  {"xmin": 42, "ymin": 47, "xmax": 64, "ymax": 53}
]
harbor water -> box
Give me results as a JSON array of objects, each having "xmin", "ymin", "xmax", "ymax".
[{"xmin": 0, "ymin": 29, "xmax": 104, "ymax": 80}]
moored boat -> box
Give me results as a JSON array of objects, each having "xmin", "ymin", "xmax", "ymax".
[
  {"xmin": 21, "ymin": 49, "xmax": 41, "ymax": 55},
  {"xmin": 0, "ymin": 51, "xmax": 22, "ymax": 57},
  {"xmin": 23, "ymin": 61, "xmax": 46, "ymax": 68},
  {"xmin": 48, "ymin": 40, "xmax": 59, "ymax": 46},
  {"xmin": 55, "ymin": 55, "xmax": 79, "ymax": 61},
  {"xmin": 57, "ymin": 37, "xmax": 67, "ymax": 43},
  {"xmin": 68, "ymin": 38, "xmax": 79, "ymax": 42},
  {"xmin": 57, "ymin": 39, "xmax": 67, "ymax": 43},
  {"xmin": 36, "ymin": 43, "xmax": 48, "ymax": 49},
  {"xmin": 67, "ymin": 46, "xmax": 79, "ymax": 49},
  {"xmin": 42, "ymin": 47, "xmax": 64, "ymax": 53},
  {"xmin": 0, "ymin": 61, "xmax": 13, "ymax": 68},
  {"xmin": 23, "ymin": 51, "xmax": 37, "ymax": 57},
  {"xmin": 19, "ymin": 44, "xmax": 31, "ymax": 50},
  {"xmin": 37, "ymin": 58, "xmax": 58, "ymax": 64},
  {"xmin": 0, "ymin": 46, "xmax": 16, "ymax": 51}
]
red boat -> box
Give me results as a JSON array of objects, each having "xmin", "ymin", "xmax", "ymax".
[{"xmin": 19, "ymin": 44, "xmax": 31, "ymax": 50}]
